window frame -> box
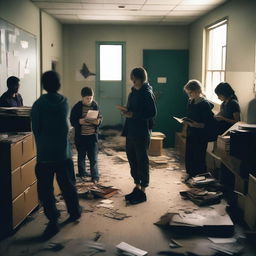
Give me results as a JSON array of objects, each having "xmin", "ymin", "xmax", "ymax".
[{"xmin": 204, "ymin": 18, "xmax": 228, "ymax": 103}]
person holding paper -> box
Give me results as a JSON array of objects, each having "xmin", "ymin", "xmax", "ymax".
[
  {"xmin": 0, "ymin": 76, "xmax": 23, "ymax": 107},
  {"xmin": 119, "ymin": 67, "xmax": 157, "ymax": 204},
  {"xmin": 70, "ymin": 87, "xmax": 102, "ymax": 183},
  {"xmin": 183, "ymin": 80, "xmax": 215, "ymax": 180}
]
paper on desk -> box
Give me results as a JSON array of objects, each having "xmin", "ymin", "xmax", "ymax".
[
  {"xmin": 116, "ymin": 242, "xmax": 148, "ymax": 256},
  {"xmin": 86, "ymin": 110, "xmax": 98, "ymax": 120}
]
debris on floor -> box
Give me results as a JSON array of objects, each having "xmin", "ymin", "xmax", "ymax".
[
  {"xmin": 155, "ymin": 205, "xmax": 234, "ymax": 237},
  {"xmin": 93, "ymin": 231, "xmax": 103, "ymax": 242},
  {"xmin": 103, "ymin": 209, "xmax": 131, "ymax": 220},
  {"xmin": 169, "ymin": 239, "xmax": 182, "ymax": 248},
  {"xmin": 180, "ymin": 188, "xmax": 223, "ymax": 206},
  {"xmin": 116, "ymin": 241, "xmax": 148, "ymax": 256},
  {"xmin": 77, "ymin": 183, "xmax": 119, "ymax": 199}
]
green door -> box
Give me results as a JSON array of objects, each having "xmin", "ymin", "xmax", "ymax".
[
  {"xmin": 96, "ymin": 42, "xmax": 126, "ymax": 126},
  {"xmin": 143, "ymin": 50, "xmax": 189, "ymax": 147}
]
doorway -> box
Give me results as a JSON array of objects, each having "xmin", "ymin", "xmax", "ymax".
[
  {"xmin": 96, "ymin": 42, "xmax": 126, "ymax": 126},
  {"xmin": 143, "ymin": 50, "xmax": 189, "ymax": 147}
]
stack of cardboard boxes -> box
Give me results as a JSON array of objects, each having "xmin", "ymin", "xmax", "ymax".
[{"xmin": 0, "ymin": 133, "xmax": 38, "ymax": 239}]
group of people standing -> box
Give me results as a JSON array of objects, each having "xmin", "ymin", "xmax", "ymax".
[
  {"xmin": 0, "ymin": 68, "xmax": 240, "ymax": 240},
  {"xmin": 183, "ymin": 80, "xmax": 240, "ymax": 180}
]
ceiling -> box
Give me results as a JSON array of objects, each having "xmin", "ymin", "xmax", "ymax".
[{"xmin": 31, "ymin": 0, "xmax": 227, "ymax": 25}]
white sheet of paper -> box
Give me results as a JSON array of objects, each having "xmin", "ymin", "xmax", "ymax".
[
  {"xmin": 173, "ymin": 116, "xmax": 184, "ymax": 123},
  {"xmin": 116, "ymin": 242, "xmax": 148, "ymax": 256},
  {"xmin": 86, "ymin": 110, "xmax": 98, "ymax": 120}
]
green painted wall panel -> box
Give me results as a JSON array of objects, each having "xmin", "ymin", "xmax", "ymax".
[{"xmin": 143, "ymin": 50, "xmax": 189, "ymax": 147}]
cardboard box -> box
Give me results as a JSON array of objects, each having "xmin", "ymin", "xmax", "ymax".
[
  {"xmin": 24, "ymin": 182, "xmax": 38, "ymax": 214},
  {"xmin": 244, "ymin": 195, "xmax": 256, "ymax": 230},
  {"xmin": 11, "ymin": 167, "xmax": 23, "ymax": 200},
  {"xmin": 12, "ymin": 193, "xmax": 25, "ymax": 228},
  {"xmin": 21, "ymin": 157, "xmax": 36, "ymax": 190},
  {"xmin": 149, "ymin": 137, "xmax": 163, "ymax": 156},
  {"xmin": 234, "ymin": 174, "xmax": 248, "ymax": 195},
  {"xmin": 248, "ymin": 174, "xmax": 256, "ymax": 203}
]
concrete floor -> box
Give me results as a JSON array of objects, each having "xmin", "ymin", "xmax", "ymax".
[{"xmin": 0, "ymin": 139, "xmax": 255, "ymax": 256}]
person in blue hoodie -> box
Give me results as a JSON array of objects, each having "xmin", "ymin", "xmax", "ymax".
[
  {"xmin": 120, "ymin": 67, "xmax": 157, "ymax": 205},
  {"xmin": 31, "ymin": 71, "xmax": 81, "ymax": 240},
  {"xmin": 183, "ymin": 79, "xmax": 215, "ymax": 180}
]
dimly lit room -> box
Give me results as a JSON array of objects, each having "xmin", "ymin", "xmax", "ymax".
[{"xmin": 0, "ymin": 0, "xmax": 256, "ymax": 255}]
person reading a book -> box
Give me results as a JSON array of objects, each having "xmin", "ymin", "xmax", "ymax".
[
  {"xmin": 0, "ymin": 76, "xmax": 23, "ymax": 107},
  {"xmin": 70, "ymin": 87, "xmax": 102, "ymax": 183},
  {"xmin": 183, "ymin": 80, "xmax": 215, "ymax": 181},
  {"xmin": 119, "ymin": 67, "xmax": 157, "ymax": 204},
  {"xmin": 214, "ymin": 82, "xmax": 240, "ymax": 135}
]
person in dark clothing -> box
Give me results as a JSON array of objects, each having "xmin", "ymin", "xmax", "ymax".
[
  {"xmin": 0, "ymin": 76, "xmax": 23, "ymax": 107},
  {"xmin": 31, "ymin": 71, "xmax": 82, "ymax": 240},
  {"xmin": 119, "ymin": 67, "xmax": 157, "ymax": 205},
  {"xmin": 183, "ymin": 80, "xmax": 215, "ymax": 179},
  {"xmin": 214, "ymin": 82, "xmax": 240, "ymax": 134},
  {"xmin": 70, "ymin": 87, "xmax": 102, "ymax": 183}
]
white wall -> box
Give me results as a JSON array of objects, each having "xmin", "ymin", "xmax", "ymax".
[
  {"xmin": 189, "ymin": 0, "xmax": 256, "ymax": 120},
  {"xmin": 0, "ymin": 0, "xmax": 40, "ymax": 102},
  {"xmin": 41, "ymin": 12, "xmax": 63, "ymax": 77},
  {"xmin": 63, "ymin": 24, "xmax": 189, "ymax": 106},
  {"xmin": 0, "ymin": 0, "xmax": 63, "ymax": 99}
]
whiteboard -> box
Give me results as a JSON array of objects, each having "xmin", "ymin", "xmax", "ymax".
[{"xmin": 0, "ymin": 18, "xmax": 37, "ymax": 106}]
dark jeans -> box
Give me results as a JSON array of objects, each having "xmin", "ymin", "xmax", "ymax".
[
  {"xmin": 35, "ymin": 159, "xmax": 81, "ymax": 223},
  {"xmin": 185, "ymin": 134, "xmax": 208, "ymax": 177},
  {"xmin": 76, "ymin": 135, "xmax": 99, "ymax": 180},
  {"xmin": 126, "ymin": 136, "xmax": 150, "ymax": 187}
]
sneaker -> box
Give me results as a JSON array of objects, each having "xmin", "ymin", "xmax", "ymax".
[
  {"xmin": 125, "ymin": 187, "xmax": 140, "ymax": 201},
  {"xmin": 129, "ymin": 190, "xmax": 147, "ymax": 205},
  {"xmin": 41, "ymin": 221, "xmax": 60, "ymax": 240}
]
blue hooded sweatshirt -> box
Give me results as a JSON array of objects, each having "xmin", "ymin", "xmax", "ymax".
[{"xmin": 31, "ymin": 93, "xmax": 71, "ymax": 162}]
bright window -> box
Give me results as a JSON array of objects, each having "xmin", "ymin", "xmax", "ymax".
[
  {"xmin": 100, "ymin": 45, "xmax": 122, "ymax": 81},
  {"xmin": 205, "ymin": 19, "xmax": 227, "ymax": 103}
]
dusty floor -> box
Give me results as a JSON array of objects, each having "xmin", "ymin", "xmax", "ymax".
[{"xmin": 0, "ymin": 132, "xmax": 255, "ymax": 256}]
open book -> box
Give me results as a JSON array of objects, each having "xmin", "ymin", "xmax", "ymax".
[
  {"xmin": 173, "ymin": 116, "xmax": 193, "ymax": 123},
  {"xmin": 86, "ymin": 110, "xmax": 99, "ymax": 120}
]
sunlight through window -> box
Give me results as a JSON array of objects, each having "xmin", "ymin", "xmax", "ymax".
[
  {"xmin": 205, "ymin": 19, "xmax": 227, "ymax": 103},
  {"xmin": 100, "ymin": 45, "xmax": 122, "ymax": 81}
]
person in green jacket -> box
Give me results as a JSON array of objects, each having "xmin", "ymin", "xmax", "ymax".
[{"xmin": 31, "ymin": 71, "xmax": 81, "ymax": 240}]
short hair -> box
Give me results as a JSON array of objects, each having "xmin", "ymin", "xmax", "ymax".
[
  {"xmin": 184, "ymin": 79, "xmax": 202, "ymax": 93},
  {"xmin": 130, "ymin": 67, "xmax": 148, "ymax": 83},
  {"xmin": 7, "ymin": 76, "xmax": 20, "ymax": 89},
  {"xmin": 81, "ymin": 87, "xmax": 93, "ymax": 97},
  {"xmin": 41, "ymin": 71, "xmax": 61, "ymax": 93},
  {"xmin": 215, "ymin": 82, "xmax": 237, "ymax": 100}
]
